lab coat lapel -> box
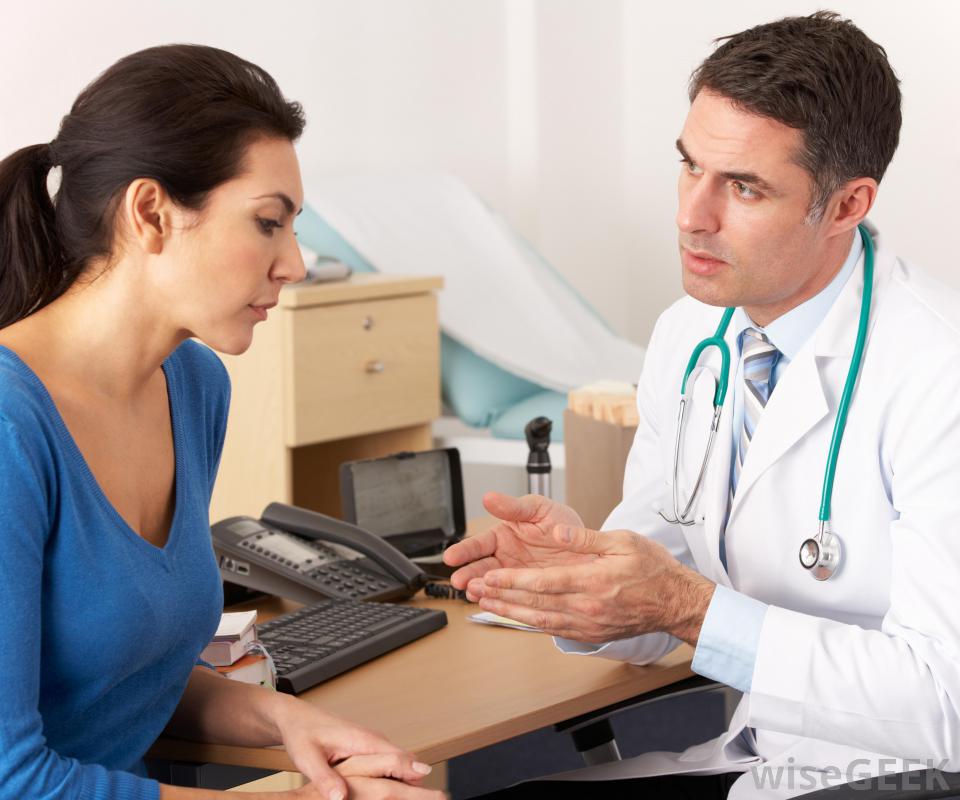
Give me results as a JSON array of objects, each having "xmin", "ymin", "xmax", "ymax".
[
  {"xmin": 728, "ymin": 225, "xmax": 889, "ymax": 515},
  {"xmin": 727, "ymin": 345, "xmax": 829, "ymax": 516}
]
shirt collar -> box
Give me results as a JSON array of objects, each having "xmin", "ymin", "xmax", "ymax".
[{"xmin": 731, "ymin": 231, "xmax": 863, "ymax": 360}]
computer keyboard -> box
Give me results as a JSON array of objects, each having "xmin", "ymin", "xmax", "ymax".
[{"xmin": 257, "ymin": 599, "xmax": 448, "ymax": 694}]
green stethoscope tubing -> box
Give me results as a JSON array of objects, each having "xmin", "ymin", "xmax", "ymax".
[
  {"xmin": 818, "ymin": 223, "xmax": 874, "ymax": 522},
  {"xmin": 678, "ymin": 223, "xmax": 875, "ymax": 527},
  {"xmin": 681, "ymin": 307, "xmax": 736, "ymax": 406}
]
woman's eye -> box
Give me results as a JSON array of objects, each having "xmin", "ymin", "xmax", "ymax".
[
  {"xmin": 256, "ymin": 217, "xmax": 283, "ymax": 235},
  {"xmin": 733, "ymin": 181, "xmax": 759, "ymax": 199}
]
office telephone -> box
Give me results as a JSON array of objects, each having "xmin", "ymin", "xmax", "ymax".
[{"xmin": 212, "ymin": 502, "xmax": 428, "ymax": 606}]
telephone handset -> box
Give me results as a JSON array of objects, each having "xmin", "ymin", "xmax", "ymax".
[{"xmin": 211, "ymin": 502, "xmax": 428, "ymax": 606}]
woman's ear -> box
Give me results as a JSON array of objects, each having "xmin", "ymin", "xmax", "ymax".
[{"xmin": 120, "ymin": 178, "xmax": 174, "ymax": 255}]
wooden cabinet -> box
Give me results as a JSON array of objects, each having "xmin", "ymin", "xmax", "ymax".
[{"xmin": 210, "ymin": 274, "xmax": 443, "ymax": 523}]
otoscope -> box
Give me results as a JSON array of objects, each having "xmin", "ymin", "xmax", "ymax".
[{"xmin": 525, "ymin": 416, "xmax": 553, "ymax": 498}]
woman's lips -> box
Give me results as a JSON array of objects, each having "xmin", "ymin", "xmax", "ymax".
[{"xmin": 248, "ymin": 300, "xmax": 278, "ymax": 322}]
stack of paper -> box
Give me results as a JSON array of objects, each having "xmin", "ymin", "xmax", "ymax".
[{"xmin": 201, "ymin": 610, "xmax": 258, "ymax": 667}]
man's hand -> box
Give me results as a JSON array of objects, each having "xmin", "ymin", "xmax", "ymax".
[
  {"xmin": 468, "ymin": 523, "xmax": 716, "ymax": 646},
  {"xmin": 443, "ymin": 492, "xmax": 588, "ymax": 601}
]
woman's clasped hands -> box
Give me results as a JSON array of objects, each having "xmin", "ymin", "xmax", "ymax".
[{"xmin": 276, "ymin": 702, "xmax": 445, "ymax": 800}]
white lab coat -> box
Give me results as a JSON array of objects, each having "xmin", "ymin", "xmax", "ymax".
[{"xmin": 552, "ymin": 226, "xmax": 960, "ymax": 798}]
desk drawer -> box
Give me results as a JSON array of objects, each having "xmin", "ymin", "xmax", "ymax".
[{"xmin": 285, "ymin": 294, "xmax": 440, "ymax": 446}]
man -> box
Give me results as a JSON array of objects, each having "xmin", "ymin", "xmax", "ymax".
[{"xmin": 445, "ymin": 12, "xmax": 960, "ymax": 799}]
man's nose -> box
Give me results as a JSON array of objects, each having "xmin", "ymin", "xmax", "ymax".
[{"xmin": 677, "ymin": 177, "xmax": 721, "ymax": 236}]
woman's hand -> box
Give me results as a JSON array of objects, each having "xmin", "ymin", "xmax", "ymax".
[
  {"xmin": 292, "ymin": 776, "xmax": 444, "ymax": 800},
  {"xmin": 287, "ymin": 755, "xmax": 444, "ymax": 800},
  {"xmin": 334, "ymin": 777, "xmax": 445, "ymax": 800},
  {"xmin": 334, "ymin": 754, "xmax": 433, "ymax": 784},
  {"xmin": 274, "ymin": 699, "xmax": 420, "ymax": 800},
  {"xmin": 337, "ymin": 754, "xmax": 445, "ymax": 798}
]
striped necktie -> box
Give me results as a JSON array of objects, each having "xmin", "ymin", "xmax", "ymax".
[{"xmin": 732, "ymin": 328, "xmax": 780, "ymax": 493}]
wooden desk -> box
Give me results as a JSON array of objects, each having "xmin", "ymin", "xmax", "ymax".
[{"xmin": 151, "ymin": 593, "xmax": 694, "ymax": 771}]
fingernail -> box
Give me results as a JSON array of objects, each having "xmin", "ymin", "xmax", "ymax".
[
  {"xmin": 486, "ymin": 573, "xmax": 499, "ymax": 586},
  {"xmin": 330, "ymin": 791, "xmax": 345, "ymax": 800},
  {"xmin": 413, "ymin": 761, "xmax": 432, "ymax": 775},
  {"xmin": 559, "ymin": 526, "xmax": 573, "ymax": 542}
]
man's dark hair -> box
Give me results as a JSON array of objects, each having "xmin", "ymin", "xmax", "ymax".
[{"xmin": 689, "ymin": 11, "xmax": 901, "ymax": 219}]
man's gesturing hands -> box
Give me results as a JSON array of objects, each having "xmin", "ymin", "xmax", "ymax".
[
  {"xmin": 443, "ymin": 492, "xmax": 715, "ymax": 645},
  {"xmin": 443, "ymin": 492, "xmax": 589, "ymax": 601}
]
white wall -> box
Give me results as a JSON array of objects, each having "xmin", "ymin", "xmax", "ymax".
[{"xmin": 2, "ymin": 1, "xmax": 957, "ymax": 346}]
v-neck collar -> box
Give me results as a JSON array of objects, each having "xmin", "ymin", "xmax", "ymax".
[{"xmin": 0, "ymin": 344, "xmax": 184, "ymax": 556}]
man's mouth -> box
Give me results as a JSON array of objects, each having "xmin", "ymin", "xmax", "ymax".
[{"xmin": 681, "ymin": 247, "xmax": 727, "ymax": 276}]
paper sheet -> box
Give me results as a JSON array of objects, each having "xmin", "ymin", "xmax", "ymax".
[
  {"xmin": 212, "ymin": 610, "xmax": 257, "ymax": 639},
  {"xmin": 468, "ymin": 611, "xmax": 543, "ymax": 632}
]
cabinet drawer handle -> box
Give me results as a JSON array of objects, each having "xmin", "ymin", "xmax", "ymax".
[
  {"xmin": 362, "ymin": 316, "xmax": 374, "ymax": 330},
  {"xmin": 365, "ymin": 360, "xmax": 385, "ymax": 374}
]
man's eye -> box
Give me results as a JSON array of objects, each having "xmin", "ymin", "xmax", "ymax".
[
  {"xmin": 256, "ymin": 217, "xmax": 283, "ymax": 235},
  {"xmin": 680, "ymin": 158, "xmax": 703, "ymax": 176},
  {"xmin": 733, "ymin": 181, "xmax": 759, "ymax": 199}
]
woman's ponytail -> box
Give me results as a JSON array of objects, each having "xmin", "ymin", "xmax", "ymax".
[{"xmin": 0, "ymin": 143, "xmax": 67, "ymax": 329}]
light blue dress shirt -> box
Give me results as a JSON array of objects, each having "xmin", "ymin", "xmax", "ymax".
[{"xmin": 691, "ymin": 231, "xmax": 862, "ymax": 694}]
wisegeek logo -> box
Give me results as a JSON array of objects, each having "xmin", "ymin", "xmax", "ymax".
[{"xmin": 749, "ymin": 758, "xmax": 952, "ymax": 792}]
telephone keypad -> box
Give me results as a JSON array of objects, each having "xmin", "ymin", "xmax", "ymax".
[{"xmin": 305, "ymin": 562, "xmax": 391, "ymax": 599}]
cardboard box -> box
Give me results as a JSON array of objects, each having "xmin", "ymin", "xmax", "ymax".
[{"xmin": 563, "ymin": 408, "xmax": 637, "ymax": 530}]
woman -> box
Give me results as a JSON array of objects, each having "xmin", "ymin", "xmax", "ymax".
[{"xmin": 0, "ymin": 44, "xmax": 443, "ymax": 800}]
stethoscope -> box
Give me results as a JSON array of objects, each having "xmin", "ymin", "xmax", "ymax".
[{"xmin": 659, "ymin": 224, "xmax": 875, "ymax": 581}]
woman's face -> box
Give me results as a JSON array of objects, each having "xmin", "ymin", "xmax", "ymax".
[{"xmin": 160, "ymin": 136, "xmax": 306, "ymax": 355}]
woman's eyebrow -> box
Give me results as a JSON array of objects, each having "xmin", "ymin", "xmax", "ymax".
[{"xmin": 251, "ymin": 192, "xmax": 302, "ymax": 215}]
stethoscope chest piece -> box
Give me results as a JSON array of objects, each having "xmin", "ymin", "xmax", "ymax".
[{"xmin": 799, "ymin": 526, "xmax": 842, "ymax": 581}]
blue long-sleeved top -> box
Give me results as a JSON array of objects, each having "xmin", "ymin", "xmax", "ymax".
[{"xmin": 0, "ymin": 340, "xmax": 228, "ymax": 800}]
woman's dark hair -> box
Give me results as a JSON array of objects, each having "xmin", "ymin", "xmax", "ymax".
[
  {"xmin": 689, "ymin": 11, "xmax": 901, "ymax": 219},
  {"xmin": 0, "ymin": 44, "xmax": 305, "ymax": 328}
]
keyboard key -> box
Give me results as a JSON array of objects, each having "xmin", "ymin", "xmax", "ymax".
[{"xmin": 362, "ymin": 618, "xmax": 402, "ymax": 635}]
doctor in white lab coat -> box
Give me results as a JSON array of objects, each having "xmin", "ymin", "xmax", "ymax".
[{"xmin": 445, "ymin": 12, "xmax": 960, "ymax": 800}]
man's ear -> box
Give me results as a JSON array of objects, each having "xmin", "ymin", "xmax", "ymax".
[
  {"xmin": 823, "ymin": 177, "xmax": 878, "ymax": 237},
  {"xmin": 119, "ymin": 178, "xmax": 175, "ymax": 256}
]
